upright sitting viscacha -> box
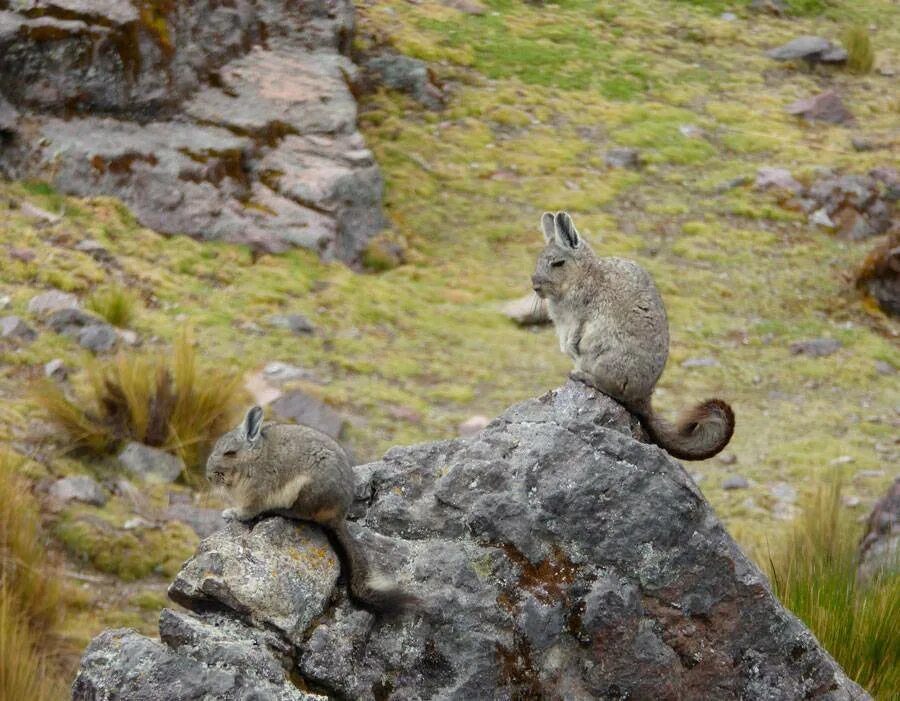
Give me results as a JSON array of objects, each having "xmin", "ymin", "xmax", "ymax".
[{"xmin": 531, "ymin": 211, "xmax": 735, "ymax": 460}]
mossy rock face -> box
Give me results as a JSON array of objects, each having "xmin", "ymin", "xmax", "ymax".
[{"xmin": 55, "ymin": 510, "xmax": 197, "ymax": 582}]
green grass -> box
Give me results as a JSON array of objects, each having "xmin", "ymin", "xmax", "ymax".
[
  {"xmin": 765, "ymin": 480, "xmax": 899, "ymax": 698},
  {"xmin": 842, "ymin": 26, "xmax": 875, "ymax": 74},
  {"xmin": 86, "ymin": 284, "xmax": 139, "ymax": 327}
]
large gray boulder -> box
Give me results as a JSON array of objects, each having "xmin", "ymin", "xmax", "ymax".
[
  {"xmin": 72, "ymin": 382, "xmax": 869, "ymax": 700},
  {"xmin": 0, "ymin": 1, "xmax": 385, "ymax": 263}
]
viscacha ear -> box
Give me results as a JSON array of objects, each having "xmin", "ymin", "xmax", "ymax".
[
  {"xmin": 243, "ymin": 406, "xmax": 264, "ymax": 444},
  {"xmin": 540, "ymin": 212, "xmax": 555, "ymax": 243},
  {"xmin": 554, "ymin": 211, "xmax": 580, "ymax": 249}
]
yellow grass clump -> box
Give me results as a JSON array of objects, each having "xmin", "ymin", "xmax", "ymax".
[{"xmin": 37, "ymin": 330, "xmax": 245, "ymax": 483}]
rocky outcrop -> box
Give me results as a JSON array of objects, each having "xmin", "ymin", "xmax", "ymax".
[
  {"xmin": 0, "ymin": 1, "xmax": 385, "ymax": 263},
  {"xmin": 72, "ymin": 382, "xmax": 869, "ymax": 700},
  {"xmin": 858, "ymin": 477, "xmax": 899, "ymax": 582}
]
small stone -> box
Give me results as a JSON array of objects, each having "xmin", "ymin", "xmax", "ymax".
[
  {"xmin": 678, "ymin": 124, "xmax": 706, "ymax": 139},
  {"xmin": 365, "ymin": 53, "xmax": 443, "ymax": 109},
  {"xmin": 809, "ymin": 208, "xmax": 835, "ymax": 228},
  {"xmin": 604, "ymin": 148, "xmax": 641, "ymax": 170},
  {"xmin": 501, "ymin": 293, "xmax": 550, "ymax": 326},
  {"xmin": 850, "ymin": 136, "xmax": 876, "ymax": 152},
  {"xmin": 9, "ymin": 247, "xmax": 35, "ymax": 262},
  {"xmin": 766, "ymin": 36, "xmax": 847, "ymax": 64},
  {"xmin": 47, "ymin": 476, "xmax": 108, "ymax": 507},
  {"xmin": 720, "ymin": 11, "xmax": 737, "ymax": 21},
  {"xmin": 271, "ymin": 391, "xmax": 345, "ymax": 440},
  {"xmin": 27, "ymin": 290, "xmax": 79, "ymax": 316},
  {"xmin": 786, "ymin": 91, "xmax": 854, "ymax": 125},
  {"xmin": 78, "ymin": 324, "xmax": 118, "ymax": 353},
  {"xmin": 790, "ymin": 338, "xmax": 841, "ymax": 358},
  {"xmin": 833, "ymin": 207, "xmax": 875, "ymax": 240},
  {"xmin": 244, "ymin": 372, "xmax": 283, "ymax": 407},
  {"xmin": 829, "ymin": 455, "xmax": 855, "ymax": 466},
  {"xmin": 74, "ymin": 239, "xmax": 113, "ymax": 262},
  {"xmin": 117, "ymin": 329, "xmax": 139, "ymax": 346},
  {"xmin": 755, "ymin": 167, "xmax": 803, "ymax": 193},
  {"xmin": 44, "ymin": 358, "xmax": 67, "ymax": 380},
  {"xmin": 266, "ymin": 314, "xmax": 316, "ymax": 336},
  {"xmin": 458, "ymin": 415, "xmax": 490, "ymax": 437},
  {"xmin": 718, "ymin": 453, "xmax": 738, "ymax": 466},
  {"xmin": 770, "ymin": 482, "xmax": 798, "ymax": 503},
  {"xmin": 118, "ymin": 442, "xmax": 185, "ymax": 484},
  {"xmin": 262, "ymin": 361, "xmax": 314, "ymax": 384},
  {"xmin": 0, "ymin": 296, "xmax": 10, "ymax": 310},
  {"xmin": 841, "ymin": 495, "xmax": 861, "ymax": 508},
  {"xmin": 874, "ymin": 361, "xmax": 896, "ymax": 375},
  {"xmin": 722, "ymin": 475, "xmax": 749, "ymax": 490},
  {"xmin": 123, "ymin": 517, "xmax": 156, "ymax": 530},
  {"xmin": 47, "ymin": 308, "xmax": 104, "ymax": 335},
  {"xmin": 0, "ymin": 315, "xmax": 37, "ymax": 341},
  {"xmin": 680, "ymin": 357, "xmax": 720, "ymax": 369}
]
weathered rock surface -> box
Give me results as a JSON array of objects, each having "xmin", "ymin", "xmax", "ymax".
[
  {"xmin": 0, "ymin": 314, "xmax": 37, "ymax": 341},
  {"xmin": 858, "ymin": 477, "xmax": 899, "ymax": 581},
  {"xmin": 363, "ymin": 52, "xmax": 444, "ymax": 109},
  {"xmin": 766, "ymin": 36, "xmax": 848, "ymax": 65},
  {"xmin": 169, "ymin": 518, "xmax": 340, "ymax": 645},
  {"xmin": 73, "ymin": 614, "xmax": 325, "ymax": 701},
  {"xmin": 74, "ymin": 382, "xmax": 869, "ymax": 700},
  {"xmin": 0, "ymin": 1, "xmax": 386, "ymax": 263},
  {"xmin": 271, "ymin": 390, "xmax": 346, "ymax": 441},
  {"xmin": 118, "ymin": 442, "xmax": 185, "ymax": 483},
  {"xmin": 786, "ymin": 91, "xmax": 854, "ymax": 125},
  {"xmin": 47, "ymin": 475, "xmax": 108, "ymax": 508}
]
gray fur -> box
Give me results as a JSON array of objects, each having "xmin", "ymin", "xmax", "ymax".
[
  {"xmin": 532, "ymin": 212, "xmax": 734, "ymax": 460},
  {"xmin": 207, "ymin": 407, "xmax": 417, "ymax": 612}
]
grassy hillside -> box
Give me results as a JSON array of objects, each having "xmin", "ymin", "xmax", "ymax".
[{"xmin": 0, "ymin": 0, "xmax": 897, "ymax": 690}]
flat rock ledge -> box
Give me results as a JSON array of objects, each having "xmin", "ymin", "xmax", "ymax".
[
  {"xmin": 0, "ymin": 1, "xmax": 385, "ymax": 263},
  {"xmin": 73, "ymin": 382, "xmax": 869, "ymax": 700}
]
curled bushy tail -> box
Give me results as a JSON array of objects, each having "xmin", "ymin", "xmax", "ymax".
[
  {"xmin": 329, "ymin": 521, "xmax": 420, "ymax": 614},
  {"xmin": 631, "ymin": 398, "xmax": 735, "ymax": 461}
]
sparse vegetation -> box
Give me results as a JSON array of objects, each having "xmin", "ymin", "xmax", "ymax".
[
  {"xmin": 37, "ymin": 330, "xmax": 245, "ymax": 481},
  {"xmin": 842, "ymin": 25, "xmax": 875, "ymax": 74},
  {"xmin": 766, "ymin": 479, "xmax": 899, "ymax": 698},
  {"xmin": 86, "ymin": 284, "xmax": 139, "ymax": 327},
  {"xmin": 0, "ymin": 451, "xmax": 66, "ymax": 700}
]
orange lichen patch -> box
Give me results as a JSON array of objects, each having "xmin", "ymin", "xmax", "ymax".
[
  {"xmin": 500, "ymin": 543, "xmax": 578, "ymax": 605},
  {"xmin": 90, "ymin": 153, "xmax": 159, "ymax": 176},
  {"xmin": 496, "ymin": 637, "xmax": 543, "ymax": 700}
]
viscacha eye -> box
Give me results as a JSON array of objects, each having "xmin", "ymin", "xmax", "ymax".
[
  {"xmin": 223, "ymin": 450, "xmax": 238, "ymax": 457},
  {"xmin": 550, "ymin": 259, "xmax": 565, "ymax": 268}
]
